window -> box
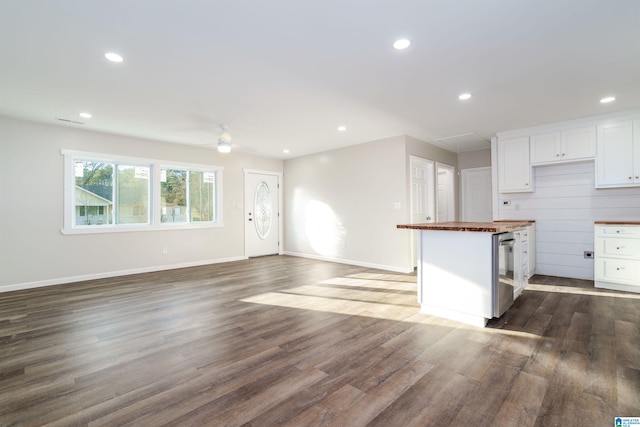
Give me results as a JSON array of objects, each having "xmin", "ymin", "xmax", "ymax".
[
  {"xmin": 63, "ymin": 150, "xmax": 223, "ymax": 234},
  {"xmin": 160, "ymin": 168, "xmax": 217, "ymax": 224},
  {"xmin": 74, "ymin": 160, "xmax": 150, "ymax": 226}
]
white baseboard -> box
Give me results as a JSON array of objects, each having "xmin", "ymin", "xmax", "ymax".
[
  {"xmin": 284, "ymin": 251, "xmax": 413, "ymax": 274},
  {"xmin": 0, "ymin": 256, "xmax": 248, "ymax": 293}
]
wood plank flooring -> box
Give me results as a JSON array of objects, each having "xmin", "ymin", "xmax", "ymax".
[{"xmin": 0, "ymin": 255, "xmax": 638, "ymax": 426}]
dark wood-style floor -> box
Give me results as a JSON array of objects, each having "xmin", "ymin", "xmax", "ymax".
[{"xmin": 1, "ymin": 256, "xmax": 638, "ymax": 426}]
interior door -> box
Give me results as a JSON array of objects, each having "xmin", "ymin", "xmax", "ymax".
[
  {"xmin": 461, "ymin": 167, "xmax": 492, "ymax": 222},
  {"xmin": 245, "ymin": 172, "xmax": 279, "ymax": 257},
  {"xmin": 410, "ymin": 156, "xmax": 435, "ymax": 266},
  {"xmin": 436, "ymin": 163, "xmax": 456, "ymax": 222}
]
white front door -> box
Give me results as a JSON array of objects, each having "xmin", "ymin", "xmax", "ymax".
[
  {"xmin": 461, "ymin": 167, "xmax": 493, "ymax": 222},
  {"xmin": 245, "ymin": 172, "xmax": 280, "ymax": 257},
  {"xmin": 410, "ymin": 156, "xmax": 435, "ymax": 267}
]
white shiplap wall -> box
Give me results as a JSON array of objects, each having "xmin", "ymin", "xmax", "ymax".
[{"xmin": 497, "ymin": 162, "xmax": 640, "ymax": 280}]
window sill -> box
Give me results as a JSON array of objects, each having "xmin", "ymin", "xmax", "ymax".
[{"xmin": 61, "ymin": 222, "xmax": 223, "ymax": 235}]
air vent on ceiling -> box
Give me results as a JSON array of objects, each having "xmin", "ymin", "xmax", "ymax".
[{"xmin": 55, "ymin": 117, "xmax": 84, "ymax": 125}]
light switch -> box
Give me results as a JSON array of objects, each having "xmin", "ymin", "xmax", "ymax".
[{"xmin": 393, "ymin": 202, "xmax": 401, "ymax": 210}]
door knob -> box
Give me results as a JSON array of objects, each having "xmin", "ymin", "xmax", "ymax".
[{"xmin": 426, "ymin": 216, "xmax": 431, "ymax": 221}]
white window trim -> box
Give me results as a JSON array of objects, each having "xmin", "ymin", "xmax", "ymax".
[{"xmin": 61, "ymin": 149, "xmax": 224, "ymax": 235}]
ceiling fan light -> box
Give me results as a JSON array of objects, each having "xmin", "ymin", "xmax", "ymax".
[{"xmin": 217, "ymin": 140, "xmax": 231, "ymax": 153}]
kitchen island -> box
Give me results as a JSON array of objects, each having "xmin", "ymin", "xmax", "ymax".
[{"xmin": 397, "ymin": 221, "xmax": 532, "ymax": 327}]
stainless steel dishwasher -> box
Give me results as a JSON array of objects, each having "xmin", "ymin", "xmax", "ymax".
[{"xmin": 492, "ymin": 232, "xmax": 515, "ymax": 318}]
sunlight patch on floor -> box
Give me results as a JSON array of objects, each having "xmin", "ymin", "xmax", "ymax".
[
  {"xmin": 318, "ymin": 276, "xmax": 416, "ymax": 292},
  {"xmin": 346, "ymin": 272, "xmax": 416, "ymax": 283},
  {"xmin": 281, "ymin": 284, "xmax": 415, "ymax": 306},
  {"xmin": 526, "ymin": 284, "xmax": 640, "ymax": 299},
  {"xmin": 241, "ymin": 291, "xmax": 417, "ymax": 321}
]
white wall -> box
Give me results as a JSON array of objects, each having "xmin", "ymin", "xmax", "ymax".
[
  {"xmin": 0, "ymin": 116, "xmax": 282, "ymax": 290},
  {"xmin": 458, "ymin": 149, "xmax": 491, "ymax": 170},
  {"xmin": 283, "ymin": 135, "xmax": 412, "ymax": 272},
  {"xmin": 497, "ymin": 162, "xmax": 640, "ymax": 280}
]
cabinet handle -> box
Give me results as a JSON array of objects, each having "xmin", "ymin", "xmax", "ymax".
[
  {"xmin": 629, "ymin": 177, "xmax": 633, "ymax": 180},
  {"xmin": 561, "ymin": 153, "xmax": 565, "ymax": 156},
  {"xmin": 616, "ymin": 267, "xmax": 625, "ymax": 271},
  {"xmin": 556, "ymin": 154, "xmax": 560, "ymax": 157},
  {"xmin": 616, "ymin": 230, "xmax": 620, "ymax": 233},
  {"xmin": 525, "ymin": 183, "xmax": 529, "ymax": 186},
  {"xmin": 616, "ymin": 246, "xmax": 625, "ymax": 250}
]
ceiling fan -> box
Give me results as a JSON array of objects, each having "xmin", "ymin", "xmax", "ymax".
[
  {"xmin": 189, "ymin": 123, "xmax": 234, "ymax": 153},
  {"xmin": 216, "ymin": 124, "xmax": 232, "ymax": 153}
]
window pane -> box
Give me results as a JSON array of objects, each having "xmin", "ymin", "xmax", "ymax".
[
  {"xmin": 189, "ymin": 171, "xmax": 214, "ymax": 222},
  {"xmin": 74, "ymin": 161, "xmax": 113, "ymax": 226},
  {"xmin": 116, "ymin": 165, "xmax": 150, "ymax": 224},
  {"xmin": 160, "ymin": 169, "xmax": 187, "ymax": 223}
]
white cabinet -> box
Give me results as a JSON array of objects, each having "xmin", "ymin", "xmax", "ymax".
[
  {"xmin": 498, "ymin": 136, "xmax": 533, "ymax": 193},
  {"xmin": 525, "ymin": 223, "xmax": 536, "ymax": 278},
  {"xmin": 596, "ymin": 120, "xmax": 640, "ymax": 188},
  {"xmin": 594, "ymin": 224, "xmax": 640, "ymax": 293},
  {"xmin": 514, "ymin": 229, "xmax": 529, "ymax": 299},
  {"xmin": 530, "ymin": 132, "xmax": 560, "ymax": 164},
  {"xmin": 530, "ymin": 127, "xmax": 595, "ymax": 165}
]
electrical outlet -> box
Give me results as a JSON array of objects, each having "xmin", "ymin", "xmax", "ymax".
[
  {"xmin": 162, "ymin": 247, "xmax": 168, "ymax": 255},
  {"xmin": 584, "ymin": 251, "xmax": 593, "ymax": 259}
]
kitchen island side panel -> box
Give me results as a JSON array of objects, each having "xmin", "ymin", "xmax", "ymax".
[{"xmin": 419, "ymin": 230, "xmax": 495, "ymax": 323}]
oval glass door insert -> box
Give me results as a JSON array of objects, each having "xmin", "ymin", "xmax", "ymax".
[{"xmin": 254, "ymin": 181, "xmax": 272, "ymax": 239}]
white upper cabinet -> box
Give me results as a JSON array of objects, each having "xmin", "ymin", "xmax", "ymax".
[
  {"xmin": 596, "ymin": 120, "xmax": 640, "ymax": 188},
  {"xmin": 498, "ymin": 136, "xmax": 533, "ymax": 193},
  {"xmin": 530, "ymin": 127, "xmax": 595, "ymax": 165}
]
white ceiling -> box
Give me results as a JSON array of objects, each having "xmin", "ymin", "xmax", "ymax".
[{"xmin": 1, "ymin": 0, "xmax": 639, "ymax": 159}]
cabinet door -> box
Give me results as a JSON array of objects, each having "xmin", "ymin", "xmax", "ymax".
[
  {"xmin": 596, "ymin": 121, "xmax": 634, "ymax": 187},
  {"xmin": 595, "ymin": 258, "xmax": 640, "ymax": 286},
  {"xmin": 530, "ymin": 132, "xmax": 560, "ymax": 164},
  {"xmin": 562, "ymin": 126, "xmax": 596, "ymax": 160},
  {"xmin": 527, "ymin": 224, "xmax": 535, "ymax": 277},
  {"xmin": 596, "ymin": 237, "xmax": 640, "ymax": 259},
  {"xmin": 634, "ymin": 120, "xmax": 640, "ymax": 184},
  {"xmin": 498, "ymin": 137, "xmax": 532, "ymax": 192}
]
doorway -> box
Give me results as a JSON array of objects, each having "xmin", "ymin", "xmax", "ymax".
[
  {"xmin": 461, "ymin": 166, "xmax": 492, "ymax": 222},
  {"xmin": 436, "ymin": 163, "xmax": 456, "ymax": 222},
  {"xmin": 244, "ymin": 170, "xmax": 282, "ymax": 257},
  {"xmin": 409, "ymin": 156, "xmax": 435, "ymax": 267}
]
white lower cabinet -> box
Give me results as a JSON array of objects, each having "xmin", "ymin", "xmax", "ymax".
[
  {"xmin": 594, "ymin": 224, "xmax": 640, "ymax": 293},
  {"xmin": 525, "ymin": 224, "xmax": 535, "ymax": 278},
  {"xmin": 514, "ymin": 228, "xmax": 530, "ymax": 298}
]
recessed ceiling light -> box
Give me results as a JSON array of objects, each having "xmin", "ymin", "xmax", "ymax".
[
  {"xmin": 337, "ymin": 126, "xmax": 347, "ymax": 132},
  {"xmin": 393, "ymin": 39, "xmax": 411, "ymax": 50},
  {"xmin": 283, "ymin": 149, "xmax": 290, "ymax": 154},
  {"xmin": 79, "ymin": 112, "xmax": 92, "ymax": 119},
  {"xmin": 458, "ymin": 93, "xmax": 472, "ymax": 100},
  {"xmin": 104, "ymin": 52, "xmax": 123, "ymax": 63},
  {"xmin": 600, "ymin": 96, "xmax": 616, "ymax": 103}
]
